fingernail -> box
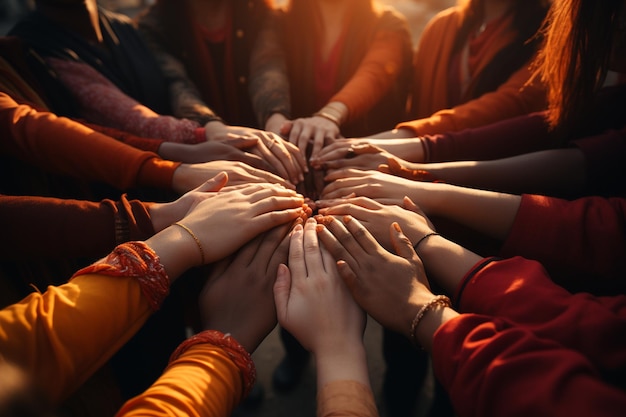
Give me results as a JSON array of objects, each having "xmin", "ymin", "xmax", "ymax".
[
  {"xmin": 315, "ymin": 224, "xmax": 325, "ymax": 233},
  {"xmin": 393, "ymin": 222, "xmax": 402, "ymax": 233},
  {"xmin": 343, "ymin": 215, "xmax": 352, "ymax": 224}
]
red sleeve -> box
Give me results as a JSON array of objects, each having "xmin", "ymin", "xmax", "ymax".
[
  {"xmin": 330, "ymin": 13, "xmax": 412, "ymax": 123},
  {"xmin": 435, "ymin": 256, "xmax": 626, "ymax": 417},
  {"xmin": 500, "ymin": 195, "xmax": 626, "ymax": 294},
  {"xmin": 0, "ymin": 194, "xmax": 155, "ymax": 261},
  {"xmin": 80, "ymin": 121, "xmax": 165, "ymax": 153},
  {"xmin": 0, "ymin": 92, "xmax": 179, "ymax": 190},
  {"xmin": 432, "ymin": 313, "xmax": 626, "ymax": 417},
  {"xmin": 420, "ymin": 112, "xmax": 554, "ymax": 162}
]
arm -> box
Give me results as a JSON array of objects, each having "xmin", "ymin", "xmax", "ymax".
[
  {"xmin": 0, "ymin": 176, "xmax": 305, "ymax": 405},
  {"xmin": 274, "ymin": 219, "xmax": 375, "ymax": 417},
  {"xmin": 396, "ymin": 61, "xmax": 547, "ymax": 137},
  {"xmin": 46, "ymin": 58, "xmax": 205, "ymax": 144},
  {"xmin": 0, "ymin": 92, "xmax": 180, "ymax": 190},
  {"xmin": 0, "ymin": 194, "xmax": 154, "ymax": 260}
]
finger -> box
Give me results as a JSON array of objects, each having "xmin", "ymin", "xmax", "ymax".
[
  {"xmin": 280, "ymin": 121, "xmax": 293, "ymax": 137},
  {"xmin": 316, "ymin": 220, "xmax": 358, "ymax": 270},
  {"xmin": 303, "ymin": 217, "xmax": 325, "ymax": 275},
  {"xmin": 230, "ymin": 137, "xmax": 259, "ymax": 150},
  {"xmin": 244, "ymin": 166, "xmax": 295, "ymax": 189},
  {"xmin": 319, "ymin": 243, "xmax": 337, "ymax": 275},
  {"xmin": 288, "ymin": 223, "xmax": 307, "ymax": 280},
  {"xmin": 273, "ymin": 263, "xmax": 292, "ymax": 324},
  {"xmin": 235, "ymin": 231, "xmax": 265, "ymax": 266},
  {"xmin": 239, "ymin": 152, "xmax": 274, "ymax": 172},
  {"xmin": 390, "ymin": 222, "xmax": 419, "ymax": 261},
  {"xmin": 252, "ymin": 207, "xmax": 307, "ymax": 237},
  {"xmin": 310, "ymin": 129, "xmax": 326, "ymax": 160},
  {"xmin": 378, "ymin": 164, "xmax": 391, "ymax": 175},
  {"xmin": 270, "ymin": 139, "xmax": 302, "ymax": 185},
  {"xmin": 321, "ymin": 158, "xmax": 364, "ymax": 170},
  {"xmin": 246, "ymin": 187, "xmax": 304, "ymax": 205},
  {"xmin": 195, "ymin": 171, "xmax": 228, "ymax": 192},
  {"xmin": 257, "ymin": 139, "xmax": 291, "ymax": 181},
  {"xmin": 296, "ymin": 128, "xmax": 312, "ymax": 158},
  {"xmin": 322, "ymin": 214, "xmax": 370, "ymax": 260},
  {"xmin": 342, "ymin": 215, "xmax": 380, "ymax": 254},
  {"xmin": 336, "ymin": 259, "xmax": 359, "ymax": 295},
  {"xmin": 323, "ymin": 168, "xmax": 367, "ymax": 182},
  {"xmin": 282, "ymin": 139, "xmax": 308, "ymax": 174},
  {"xmin": 288, "ymin": 122, "xmax": 303, "ymax": 146},
  {"xmin": 268, "ymin": 225, "xmax": 292, "ymax": 275},
  {"xmin": 353, "ymin": 144, "xmax": 383, "ymax": 155}
]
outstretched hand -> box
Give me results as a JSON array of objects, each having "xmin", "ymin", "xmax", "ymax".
[
  {"xmin": 199, "ymin": 221, "xmax": 294, "ymax": 353},
  {"xmin": 274, "ymin": 218, "xmax": 365, "ymax": 356},
  {"xmin": 316, "ymin": 216, "xmax": 434, "ymax": 338}
]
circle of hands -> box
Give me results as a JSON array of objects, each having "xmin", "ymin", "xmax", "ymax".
[{"xmin": 162, "ymin": 124, "xmax": 440, "ymax": 355}]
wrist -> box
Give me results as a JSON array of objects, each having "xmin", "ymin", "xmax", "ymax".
[
  {"xmin": 204, "ymin": 120, "xmax": 227, "ymax": 141},
  {"xmin": 145, "ymin": 224, "xmax": 200, "ymax": 280},
  {"xmin": 414, "ymin": 306, "xmax": 459, "ymax": 352},
  {"xmin": 314, "ymin": 101, "xmax": 348, "ymax": 126},
  {"xmin": 315, "ymin": 341, "xmax": 368, "ymax": 388}
]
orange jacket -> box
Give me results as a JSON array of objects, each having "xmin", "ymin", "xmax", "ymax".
[{"xmin": 397, "ymin": 6, "xmax": 547, "ymax": 136}]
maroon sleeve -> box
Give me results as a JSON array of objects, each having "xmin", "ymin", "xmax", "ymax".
[
  {"xmin": 500, "ymin": 195, "xmax": 626, "ymax": 294},
  {"xmin": 421, "ymin": 112, "xmax": 555, "ymax": 162},
  {"xmin": 434, "ymin": 256, "xmax": 626, "ymax": 417},
  {"xmin": 0, "ymin": 194, "xmax": 155, "ymax": 261},
  {"xmin": 433, "ymin": 313, "xmax": 626, "ymax": 417},
  {"xmin": 80, "ymin": 121, "xmax": 165, "ymax": 153},
  {"xmin": 571, "ymin": 128, "xmax": 626, "ymax": 196}
]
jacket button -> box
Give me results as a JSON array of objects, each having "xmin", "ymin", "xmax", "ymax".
[{"xmin": 236, "ymin": 29, "xmax": 244, "ymax": 38}]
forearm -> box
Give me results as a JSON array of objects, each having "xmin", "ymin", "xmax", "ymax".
[
  {"xmin": 411, "ymin": 182, "xmax": 522, "ymax": 241},
  {"xmin": 426, "ymin": 148, "xmax": 587, "ymax": 196},
  {"xmin": 366, "ymin": 127, "xmax": 416, "ymax": 139}
]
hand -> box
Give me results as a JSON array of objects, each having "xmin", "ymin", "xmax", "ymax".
[
  {"xmin": 248, "ymin": 130, "xmax": 307, "ymax": 185},
  {"xmin": 203, "ymin": 121, "xmax": 259, "ymax": 142},
  {"xmin": 160, "ymin": 139, "xmax": 271, "ymax": 170},
  {"xmin": 316, "ymin": 196, "xmax": 435, "ymax": 252},
  {"xmin": 379, "ymin": 158, "xmax": 439, "ymax": 182},
  {"xmin": 199, "ymin": 222, "xmax": 294, "ymax": 353},
  {"xmin": 148, "ymin": 175, "xmax": 227, "ymax": 232},
  {"xmin": 274, "ymin": 218, "xmax": 366, "ymax": 356},
  {"xmin": 310, "ymin": 141, "xmax": 394, "ymax": 171},
  {"xmin": 321, "ymin": 168, "xmax": 418, "ymax": 200},
  {"xmin": 281, "ymin": 116, "xmax": 341, "ymax": 161},
  {"xmin": 171, "ymin": 160, "xmax": 295, "ymax": 194},
  {"xmin": 316, "ymin": 216, "xmax": 434, "ymax": 338}
]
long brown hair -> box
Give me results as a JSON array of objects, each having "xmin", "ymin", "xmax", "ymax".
[{"xmin": 534, "ymin": 0, "xmax": 624, "ymax": 133}]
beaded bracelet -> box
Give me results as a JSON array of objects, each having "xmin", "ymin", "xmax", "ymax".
[
  {"xmin": 410, "ymin": 295, "xmax": 451, "ymax": 348},
  {"xmin": 169, "ymin": 330, "xmax": 256, "ymax": 398},
  {"xmin": 71, "ymin": 241, "xmax": 170, "ymax": 311}
]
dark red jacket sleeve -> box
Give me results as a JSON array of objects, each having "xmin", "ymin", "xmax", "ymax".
[
  {"xmin": 0, "ymin": 194, "xmax": 155, "ymax": 260},
  {"xmin": 420, "ymin": 112, "xmax": 555, "ymax": 162},
  {"xmin": 500, "ymin": 195, "xmax": 626, "ymax": 294},
  {"xmin": 433, "ymin": 257, "xmax": 626, "ymax": 417}
]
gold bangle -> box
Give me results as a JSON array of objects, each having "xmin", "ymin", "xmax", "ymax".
[
  {"xmin": 313, "ymin": 110, "xmax": 341, "ymax": 126},
  {"xmin": 173, "ymin": 222, "xmax": 205, "ymax": 265},
  {"xmin": 410, "ymin": 295, "xmax": 451, "ymax": 348}
]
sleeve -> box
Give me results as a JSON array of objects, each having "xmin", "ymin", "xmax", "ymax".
[
  {"xmin": 248, "ymin": 9, "xmax": 292, "ymax": 127},
  {"xmin": 397, "ymin": 63, "xmax": 547, "ymax": 136},
  {"xmin": 453, "ymin": 257, "xmax": 626, "ymax": 371},
  {"xmin": 0, "ymin": 194, "xmax": 155, "ymax": 261},
  {"xmin": 316, "ymin": 380, "xmax": 378, "ymax": 417},
  {"xmin": 419, "ymin": 112, "xmax": 554, "ymax": 162},
  {"xmin": 115, "ymin": 344, "xmax": 244, "ymax": 417},
  {"xmin": 432, "ymin": 312, "xmax": 626, "ymax": 417},
  {"xmin": 81, "ymin": 121, "xmax": 165, "ymax": 153},
  {"xmin": 571, "ymin": 127, "xmax": 626, "ymax": 196},
  {"xmin": 46, "ymin": 58, "xmax": 204, "ymax": 144},
  {"xmin": 0, "ymin": 274, "xmax": 152, "ymax": 405},
  {"xmin": 330, "ymin": 13, "xmax": 412, "ymax": 125},
  {"xmin": 137, "ymin": 10, "xmax": 223, "ymax": 125},
  {"xmin": 0, "ymin": 92, "xmax": 180, "ymax": 190},
  {"xmin": 0, "ymin": 242, "xmax": 169, "ymax": 405},
  {"xmin": 500, "ymin": 195, "xmax": 626, "ymax": 294}
]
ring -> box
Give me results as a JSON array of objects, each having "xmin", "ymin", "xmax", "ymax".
[{"xmin": 346, "ymin": 148, "xmax": 356, "ymax": 159}]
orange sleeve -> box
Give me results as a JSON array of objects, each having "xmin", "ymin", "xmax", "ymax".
[
  {"xmin": 397, "ymin": 63, "xmax": 547, "ymax": 136},
  {"xmin": 116, "ymin": 344, "xmax": 244, "ymax": 417},
  {"xmin": 0, "ymin": 273, "xmax": 152, "ymax": 405},
  {"xmin": 317, "ymin": 380, "xmax": 378, "ymax": 417},
  {"xmin": 330, "ymin": 14, "xmax": 412, "ymax": 124},
  {"xmin": 0, "ymin": 92, "xmax": 178, "ymax": 190}
]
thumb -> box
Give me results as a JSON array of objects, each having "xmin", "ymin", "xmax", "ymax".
[
  {"xmin": 280, "ymin": 121, "xmax": 293, "ymax": 136},
  {"xmin": 390, "ymin": 222, "xmax": 418, "ymax": 260},
  {"xmin": 273, "ymin": 263, "xmax": 292, "ymax": 325},
  {"xmin": 353, "ymin": 143, "xmax": 383, "ymax": 155},
  {"xmin": 196, "ymin": 171, "xmax": 228, "ymax": 193},
  {"xmin": 386, "ymin": 157, "xmax": 403, "ymax": 174}
]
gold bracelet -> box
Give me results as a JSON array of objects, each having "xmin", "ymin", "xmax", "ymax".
[
  {"xmin": 410, "ymin": 295, "xmax": 451, "ymax": 347},
  {"xmin": 313, "ymin": 110, "xmax": 341, "ymax": 126},
  {"xmin": 173, "ymin": 222, "xmax": 205, "ymax": 265}
]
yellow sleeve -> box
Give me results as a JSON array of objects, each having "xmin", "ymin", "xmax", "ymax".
[
  {"xmin": 317, "ymin": 380, "xmax": 379, "ymax": 417},
  {"xmin": 116, "ymin": 344, "xmax": 244, "ymax": 417},
  {"xmin": 0, "ymin": 274, "xmax": 152, "ymax": 405}
]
